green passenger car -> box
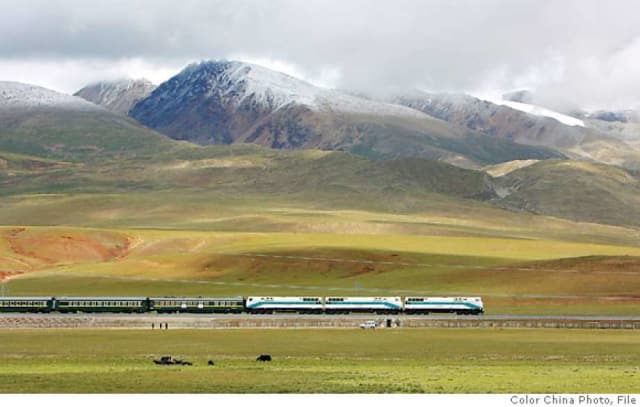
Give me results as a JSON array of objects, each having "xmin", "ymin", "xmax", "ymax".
[
  {"xmin": 0, "ymin": 297, "xmax": 54, "ymax": 312},
  {"xmin": 148, "ymin": 297, "xmax": 244, "ymax": 313},
  {"xmin": 54, "ymin": 297, "xmax": 148, "ymax": 313}
]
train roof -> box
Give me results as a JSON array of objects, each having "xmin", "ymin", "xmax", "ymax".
[
  {"xmin": 404, "ymin": 297, "xmax": 483, "ymax": 300},
  {"xmin": 148, "ymin": 296, "xmax": 244, "ymax": 300},
  {"xmin": 325, "ymin": 296, "xmax": 400, "ymax": 300},
  {"xmin": 54, "ymin": 296, "xmax": 148, "ymax": 300},
  {"xmin": 0, "ymin": 296, "xmax": 53, "ymax": 300}
]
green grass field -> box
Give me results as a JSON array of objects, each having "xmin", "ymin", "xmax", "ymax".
[
  {"xmin": 0, "ymin": 329, "xmax": 638, "ymax": 393},
  {"xmin": 3, "ymin": 143, "xmax": 640, "ymax": 315},
  {"xmin": 3, "ymin": 227, "xmax": 640, "ymax": 314}
]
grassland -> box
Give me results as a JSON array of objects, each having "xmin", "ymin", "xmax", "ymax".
[
  {"xmin": 2, "ymin": 226, "xmax": 640, "ymax": 314},
  {"xmin": 496, "ymin": 159, "xmax": 640, "ymax": 227},
  {"xmin": 0, "ymin": 329, "xmax": 637, "ymax": 393},
  {"xmin": 2, "ymin": 141, "xmax": 640, "ymax": 315}
]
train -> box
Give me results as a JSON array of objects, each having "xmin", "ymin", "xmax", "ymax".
[{"xmin": 0, "ymin": 295, "xmax": 484, "ymax": 315}]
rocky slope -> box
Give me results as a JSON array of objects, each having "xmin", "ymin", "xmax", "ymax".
[{"xmin": 74, "ymin": 78, "xmax": 156, "ymax": 115}]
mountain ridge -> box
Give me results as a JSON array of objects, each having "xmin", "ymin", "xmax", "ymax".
[{"xmin": 128, "ymin": 60, "xmax": 561, "ymax": 168}]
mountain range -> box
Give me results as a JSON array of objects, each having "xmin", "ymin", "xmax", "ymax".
[
  {"xmin": 2, "ymin": 60, "xmax": 640, "ymax": 230},
  {"xmin": 73, "ymin": 60, "xmax": 640, "ymax": 171},
  {"xmin": 124, "ymin": 61, "xmax": 560, "ymax": 168}
]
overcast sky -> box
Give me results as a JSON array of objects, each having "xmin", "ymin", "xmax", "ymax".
[{"xmin": 2, "ymin": 0, "xmax": 640, "ymax": 110}]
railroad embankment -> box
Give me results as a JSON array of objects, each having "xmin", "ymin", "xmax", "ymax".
[{"xmin": 1, "ymin": 314, "xmax": 639, "ymax": 329}]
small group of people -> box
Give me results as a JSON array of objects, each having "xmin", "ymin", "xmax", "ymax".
[{"xmin": 151, "ymin": 322, "xmax": 168, "ymax": 330}]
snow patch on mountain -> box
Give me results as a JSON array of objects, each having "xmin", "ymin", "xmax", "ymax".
[
  {"xmin": 0, "ymin": 81, "xmax": 101, "ymax": 111},
  {"xmin": 482, "ymin": 96, "xmax": 585, "ymax": 127}
]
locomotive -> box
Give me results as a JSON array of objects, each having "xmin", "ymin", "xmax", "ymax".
[{"xmin": 0, "ymin": 295, "xmax": 484, "ymax": 315}]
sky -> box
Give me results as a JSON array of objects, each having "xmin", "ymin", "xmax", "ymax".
[{"xmin": 1, "ymin": 0, "xmax": 640, "ymax": 110}]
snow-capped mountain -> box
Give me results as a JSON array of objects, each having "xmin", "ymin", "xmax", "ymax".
[
  {"xmin": 500, "ymin": 89, "xmax": 585, "ymax": 126},
  {"xmin": 0, "ymin": 81, "xmax": 174, "ymax": 162},
  {"xmin": 0, "ymin": 81, "xmax": 101, "ymax": 112},
  {"xmin": 129, "ymin": 60, "xmax": 559, "ymax": 167},
  {"xmin": 74, "ymin": 78, "xmax": 156, "ymax": 115},
  {"xmin": 390, "ymin": 90, "xmax": 640, "ymax": 169},
  {"xmin": 129, "ymin": 59, "xmax": 440, "ymax": 146},
  {"xmin": 485, "ymin": 98, "xmax": 585, "ymax": 127},
  {"xmin": 392, "ymin": 90, "xmax": 587, "ymax": 143},
  {"xmin": 137, "ymin": 61, "xmax": 423, "ymax": 118}
]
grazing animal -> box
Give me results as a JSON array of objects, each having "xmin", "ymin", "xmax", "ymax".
[
  {"xmin": 208, "ymin": 360, "xmax": 215, "ymax": 366},
  {"xmin": 152, "ymin": 355, "xmax": 192, "ymax": 366},
  {"xmin": 153, "ymin": 355, "xmax": 175, "ymax": 365},
  {"xmin": 256, "ymin": 354, "xmax": 272, "ymax": 362}
]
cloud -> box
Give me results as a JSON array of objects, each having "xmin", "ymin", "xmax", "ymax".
[{"xmin": 1, "ymin": 0, "xmax": 639, "ymax": 108}]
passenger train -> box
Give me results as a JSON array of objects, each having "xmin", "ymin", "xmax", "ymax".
[{"xmin": 0, "ymin": 295, "xmax": 484, "ymax": 315}]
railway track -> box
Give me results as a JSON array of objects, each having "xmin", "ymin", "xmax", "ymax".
[{"xmin": 1, "ymin": 313, "xmax": 639, "ymax": 329}]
